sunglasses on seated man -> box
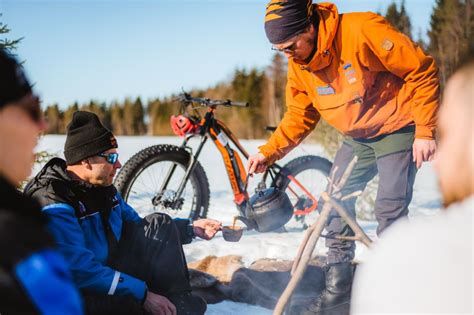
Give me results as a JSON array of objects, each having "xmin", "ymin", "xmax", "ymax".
[{"xmin": 98, "ymin": 152, "xmax": 119, "ymax": 164}]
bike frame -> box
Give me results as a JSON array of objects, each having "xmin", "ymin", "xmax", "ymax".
[{"xmin": 163, "ymin": 105, "xmax": 319, "ymax": 217}]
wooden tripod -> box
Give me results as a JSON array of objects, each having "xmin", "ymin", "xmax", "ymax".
[{"xmin": 273, "ymin": 156, "xmax": 373, "ymax": 315}]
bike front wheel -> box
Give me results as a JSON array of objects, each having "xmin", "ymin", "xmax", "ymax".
[
  {"xmin": 114, "ymin": 144, "xmax": 210, "ymax": 220},
  {"xmin": 274, "ymin": 155, "xmax": 332, "ymax": 230}
]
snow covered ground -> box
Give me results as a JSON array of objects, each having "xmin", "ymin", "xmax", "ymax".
[{"xmin": 36, "ymin": 135, "xmax": 443, "ymax": 314}]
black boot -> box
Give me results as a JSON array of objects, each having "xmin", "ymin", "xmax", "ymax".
[{"xmin": 300, "ymin": 262, "xmax": 354, "ymax": 315}]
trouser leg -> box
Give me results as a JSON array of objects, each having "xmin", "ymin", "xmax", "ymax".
[
  {"xmin": 138, "ymin": 214, "xmax": 206, "ymax": 315},
  {"xmin": 82, "ymin": 294, "xmax": 144, "ymax": 315},
  {"xmin": 374, "ymin": 150, "xmax": 417, "ymax": 235},
  {"xmin": 112, "ymin": 213, "xmax": 191, "ymax": 294},
  {"xmin": 323, "ymin": 142, "xmax": 377, "ymax": 264},
  {"xmin": 372, "ymin": 126, "xmax": 416, "ymax": 235}
]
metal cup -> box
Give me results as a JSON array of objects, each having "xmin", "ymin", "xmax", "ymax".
[{"xmin": 222, "ymin": 226, "xmax": 244, "ymax": 242}]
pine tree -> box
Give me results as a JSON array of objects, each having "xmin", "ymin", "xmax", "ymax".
[
  {"xmin": 132, "ymin": 97, "xmax": 146, "ymax": 135},
  {"xmin": 266, "ymin": 53, "xmax": 287, "ymax": 126},
  {"xmin": 246, "ymin": 69, "xmax": 266, "ymax": 139},
  {"xmin": 385, "ymin": 0, "xmax": 412, "ymax": 39},
  {"xmin": 0, "ymin": 15, "xmax": 23, "ymax": 51},
  {"xmin": 148, "ymin": 97, "xmax": 178, "ymax": 135},
  {"xmin": 110, "ymin": 102, "xmax": 125, "ymax": 135},
  {"xmin": 230, "ymin": 68, "xmax": 267, "ymax": 138},
  {"xmin": 122, "ymin": 98, "xmax": 134, "ymax": 135},
  {"xmin": 416, "ymin": 28, "xmax": 427, "ymax": 51},
  {"xmin": 428, "ymin": 0, "xmax": 473, "ymax": 85},
  {"xmin": 44, "ymin": 104, "xmax": 63, "ymax": 134},
  {"xmin": 398, "ymin": 1, "xmax": 412, "ymax": 39},
  {"xmin": 62, "ymin": 102, "xmax": 79, "ymax": 131},
  {"xmin": 147, "ymin": 99, "xmax": 160, "ymax": 135}
]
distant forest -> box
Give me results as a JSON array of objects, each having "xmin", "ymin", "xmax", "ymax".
[{"xmin": 2, "ymin": 0, "xmax": 472, "ymax": 157}]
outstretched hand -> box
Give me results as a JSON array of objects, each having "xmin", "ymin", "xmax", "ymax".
[
  {"xmin": 247, "ymin": 152, "xmax": 268, "ymax": 175},
  {"xmin": 412, "ymin": 138, "xmax": 437, "ymax": 169},
  {"xmin": 192, "ymin": 218, "xmax": 222, "ymax": 240}
]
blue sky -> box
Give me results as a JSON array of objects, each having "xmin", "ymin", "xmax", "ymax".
[{"xmin": 1, "ymin": 0, "xmax": 436, "ymax": 109}]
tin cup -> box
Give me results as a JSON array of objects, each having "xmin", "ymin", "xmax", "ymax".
[{"xmin": 222, "ymin": 225, "xmax": 244, "ymax": 242}]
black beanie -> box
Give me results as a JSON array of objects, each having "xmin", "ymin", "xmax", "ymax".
[
  {"xmin": 0, "ymin": 49, "xmax": 32, "ymax": 108},
  {"xmin": 64, "ymin": 111, "xmax": 118, "ymax": 165},
  {"xmin": 264, "ymin": 0, "xmax": 314, "ymax": 44}
]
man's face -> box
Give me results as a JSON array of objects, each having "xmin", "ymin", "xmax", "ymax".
[
  {"xmin": 0, "ymin": 94, "xmax": 47, "ymax": 184},
  {"xmin": 433, "ymin": 74, "xmax": 474, "ymax": 207},
  {"xmin": 272, "ymin": 24, "xmax": 317, "ymax": 63},
  {"xmin": 87, "ymin": 148, "xmax": 122, "ymax": 186}
]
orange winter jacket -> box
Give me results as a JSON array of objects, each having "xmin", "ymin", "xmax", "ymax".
[{"xmin": 259, "ymin": 3, "xmax": 440, "ymax": 164}]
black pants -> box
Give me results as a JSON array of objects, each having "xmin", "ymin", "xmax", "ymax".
[
  {"xmin": 84, "ymin": 213, "xmax": 192, "ymax": 315},
  {"xmin": 112, "ymin": 213, "xmax": 191, "ymax": 294}
]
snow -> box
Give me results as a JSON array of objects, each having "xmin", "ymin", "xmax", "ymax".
[{"xmin": 35, "ymin": 135, "xmax": 443, "ymax": 314}]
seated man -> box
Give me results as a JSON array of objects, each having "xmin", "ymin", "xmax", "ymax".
[{"xmin": 25, "ymin": 111, "xmax": 222, "ymax": 315}]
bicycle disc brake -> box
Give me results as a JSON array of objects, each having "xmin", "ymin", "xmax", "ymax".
[{"xmin": 152, "ymin": 189, "xmax": 185, "ymax": 210}]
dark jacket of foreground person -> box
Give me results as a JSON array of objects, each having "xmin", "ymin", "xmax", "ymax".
[{"xmin": 0, "ymin": 175, "xmax": 83, "ymax": 315}]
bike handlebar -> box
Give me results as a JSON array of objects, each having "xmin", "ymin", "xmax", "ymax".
[{"xmin": 177, "ymin": 93, "xmax": 249, "ymax": 108}]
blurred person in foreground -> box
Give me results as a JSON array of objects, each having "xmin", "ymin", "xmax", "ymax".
[
  {"xmin": 25, "ymin": 111, "xmax": 221, "ymax": 315},
  {"xmin": 351, "ymin": 58, "xmax": 474, "ymax": 314},
  {"xmin": 247, "ymin": 0, "xmax": 439, "ymax": 314},
  {"xmin": 0, "ymin": 49, "xmax": 83, "ymax": 314}
]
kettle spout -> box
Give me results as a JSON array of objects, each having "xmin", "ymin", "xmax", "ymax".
[{"xmin": 235, "ymin": 216, "xmax": 257, "ymax": 231}]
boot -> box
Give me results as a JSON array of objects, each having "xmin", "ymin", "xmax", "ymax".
[{"xmin": 299, "ymin": 262, "xmax": 354, "ymax": 315}]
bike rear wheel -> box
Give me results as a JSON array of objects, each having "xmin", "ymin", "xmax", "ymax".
[
  {"xmin": 114, "ymin": 144, "xmax": 210, "ymax": 220},
  {"xmin": 274, "ymin": 155, "xmax": 332, "ymax": 230}
]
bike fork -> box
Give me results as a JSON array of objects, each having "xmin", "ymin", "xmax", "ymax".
[{"xmin": 159, "ymin": 135, "xmax": 208, "ymax": 209}]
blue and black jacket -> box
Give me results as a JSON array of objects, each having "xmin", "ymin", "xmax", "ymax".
[
  {"xmin": 0, "ymin": 175, "xmax": 83, "ymax": 315},
  {"xmin": 24, "ymin": 158, "xmax": 193, "ymax": 302}
]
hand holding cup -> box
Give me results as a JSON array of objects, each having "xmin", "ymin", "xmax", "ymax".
[{"xmin": 192, "ymin": 218, "xmax": 222, "ymax": 240}]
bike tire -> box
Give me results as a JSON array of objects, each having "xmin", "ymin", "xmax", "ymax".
[
  {"xmin": 274, "ymin": 155, "xmax": 333, "ymax": 230},
  {"xmin": 114, "ymin": 144, "xmax": 210, "ymax": 220}
]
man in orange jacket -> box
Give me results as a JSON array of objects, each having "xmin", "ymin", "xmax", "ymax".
[{"xmin": 247, "ymin": 1, "xmax": 439, "ymax": 314}]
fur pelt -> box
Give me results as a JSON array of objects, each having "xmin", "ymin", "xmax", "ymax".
[{"xmin": 188, "ymin": 255, "xmax": 328, "ymax": 309}]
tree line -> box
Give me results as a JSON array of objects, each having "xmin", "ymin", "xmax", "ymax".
[
  {"xmin": 42, "ymin": 56, "xmax": 287, "ymax": 140},
  {"xmin": 3, "ymin": 0, "xmax": 472, "ymax": 149}
]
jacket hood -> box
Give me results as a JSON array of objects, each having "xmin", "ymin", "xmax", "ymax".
[
  {"xmin": 296, "ymin": 2, "xmax": 340, "ymax": 72},
  {"xmin": 24, "ymin": 157, "xmax": 116, "ymax": 209},
  {"xmin": 24, "ymin": 157, "xmax": 72, "ymax": 202},
  {"xmin": 29, "ymin": 157, "xmax": 70, "ymax": 184}
]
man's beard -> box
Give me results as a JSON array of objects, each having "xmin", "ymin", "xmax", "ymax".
[
  {"xmin": 439, "ymin": 178, "xmax": 473, "ymax": 208},
  {"xmin": 303, "ymin": 36, "xmax": 318, "ymax": 64}
]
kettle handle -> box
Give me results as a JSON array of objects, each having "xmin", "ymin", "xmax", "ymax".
[{"xmin": 243, "ymin": 173, "xmax": 251, "ymax": 193}]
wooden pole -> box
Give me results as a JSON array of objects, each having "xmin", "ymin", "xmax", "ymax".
[{"xmin": 273, "ymin": 156, "xmax": 372, "ymax": 315}]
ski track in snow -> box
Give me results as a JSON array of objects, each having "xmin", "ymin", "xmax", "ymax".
[{"xmin": 36, "ymin": 135, "xmax": 442, "ymax": 314}]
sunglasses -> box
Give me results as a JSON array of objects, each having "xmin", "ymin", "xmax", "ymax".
[
  {"xmin": 98, "ymin": 152, "xmax": 119, "ymax": 164},
  {"xmin": 271, "ymin": 41, "xmax": 298, "ymax": 54},
  {"xmin": 17, "ymin": 95, "xmax": 43, "ymax": 123},
  {"xmin": 271, "ymin": 31, "xmax": 305, "ymax": 54}
]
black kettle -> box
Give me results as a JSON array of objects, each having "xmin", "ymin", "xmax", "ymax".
[{"xmin": 237, "ymin": 186, "xmax": 293, "ymax": 232}]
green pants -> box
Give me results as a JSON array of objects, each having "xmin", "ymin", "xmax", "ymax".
[{"xmin": 324, "ymin": 125, "xmax": 417, "ymax": 264}]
